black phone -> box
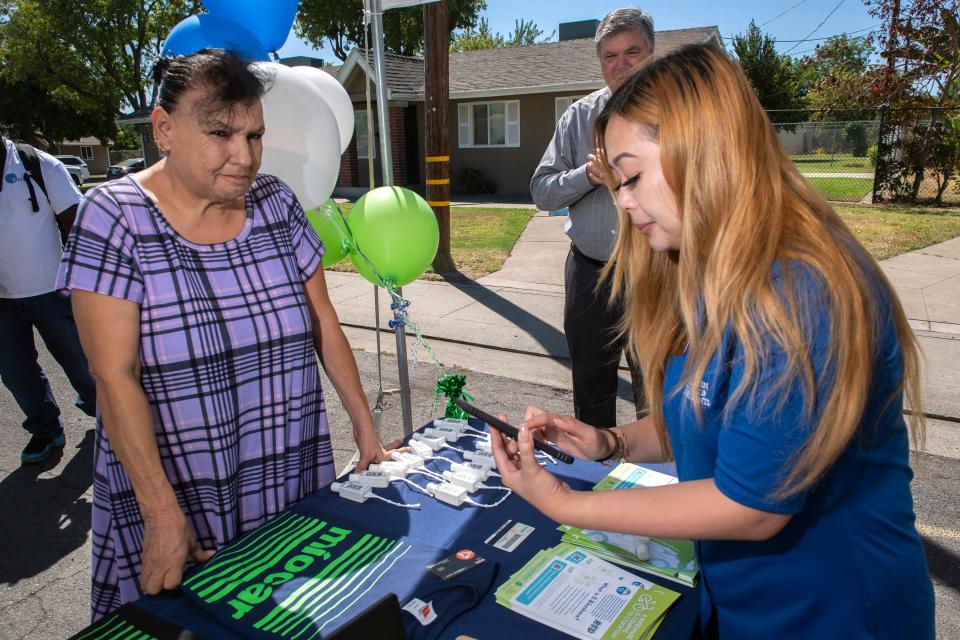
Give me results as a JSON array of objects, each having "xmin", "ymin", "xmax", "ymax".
[{"xmin": 453, "ymin": 398, "xmax": 574, "ymax": 464}]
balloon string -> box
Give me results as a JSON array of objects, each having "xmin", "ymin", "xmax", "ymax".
[
  {"xmin": 333, "ymin": 206, "xmax": 391, "ymax": 291},
  {"xmin": 386, "ymin": 292, "xmax": 446, "ymax": 384},
  {"xmin": 333, "ymin": 205, "xmax": 447, "ymax": 382}
]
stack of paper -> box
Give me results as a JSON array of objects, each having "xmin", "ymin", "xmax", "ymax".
[
  {"xmin": 558, "ymin": 526, "xmax": 697, "ymax": 587},
  {"xmin": 557, "ymin": 463, "xmax": 698, "ymax": 587},
  {"xmin": 495, "ymin": 543, "xmax": 680, "ymax": 640}
]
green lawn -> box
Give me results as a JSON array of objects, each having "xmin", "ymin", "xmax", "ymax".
[
  {"xmin": 804, "ymin": 177, "xmax": 875, "ymax": 202},
  {"xmin": 328, "ymin": 204, "xmax": 536, "ymax": 279},
  {"xmin": 791, "ymin": 153, "xmax": 875, "ymax": 173},
  {"xmin": 837, "ymin": 204, "xmax": 960, "ymax": 260},
  {"xmin": 324, "ymin": 201, "xmax": 958, "ymax": 277}
]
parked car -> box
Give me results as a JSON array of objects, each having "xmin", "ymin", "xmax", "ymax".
[
  {"xmin": 55, "ymin": 155, "xmax": 90, "ymax": 186},
  {"xmin": 106, "ymin": 157, "xmax": 145, "ymax": 180}
]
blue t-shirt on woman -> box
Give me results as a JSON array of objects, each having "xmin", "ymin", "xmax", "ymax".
[{"xmin": 661, "ymin": 263, "xmax": 934, "ymax": 639}]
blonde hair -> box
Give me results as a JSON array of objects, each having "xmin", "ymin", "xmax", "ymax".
[{"xmin": 595, "ymin": 44, "xmax": 924, "ymax": 498}]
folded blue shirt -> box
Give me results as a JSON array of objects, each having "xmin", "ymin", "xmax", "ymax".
[{"xmin": 179, "ymin": 507, "xmax": 496, "ymax": 640}]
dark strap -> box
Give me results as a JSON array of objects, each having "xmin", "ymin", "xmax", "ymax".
[
  {"xmin": 15, "ymin": 142, "xmax": 48, "ymax": 213},
  {"xmin": 0, "ymin": 140, "xmax": 6, "ymax": 193}
]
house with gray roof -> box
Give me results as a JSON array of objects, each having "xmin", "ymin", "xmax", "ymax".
[
  {"xmin": 52, "ymin": 137, "xmax": 111, "ymax": 175},
  {"xmin": 331, "ymin": 23, "xmax": 722, "ymax": 196}
]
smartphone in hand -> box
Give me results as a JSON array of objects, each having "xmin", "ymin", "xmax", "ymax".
[{"xmin": 453, "ymin": 399, "xmax": 574, "ymax": 464}]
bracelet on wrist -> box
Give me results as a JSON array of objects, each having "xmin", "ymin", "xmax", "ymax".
[{"xmin": 597, "ymin": 428, "xmax": 626, "ymax": 465}]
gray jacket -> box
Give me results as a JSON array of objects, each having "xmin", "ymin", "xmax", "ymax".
[{"xmin": 530, "ymin": 87, "xmax": 618, "ymax": 262}]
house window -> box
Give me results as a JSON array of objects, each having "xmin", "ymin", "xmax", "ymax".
[
  {"xmin": 355, "ymin": 110, "xmax": 375, "ymax": 158},
  {"xmin": 80, "ymin": 145, "xmax": 94, "ymax": 160},
  {"xmin": 457, "ymin": 100, "xmax": 520, "ymax": 148},
  {"xmin": 554, "ymin": 96, "xmax": 586, "ymax": 123}
]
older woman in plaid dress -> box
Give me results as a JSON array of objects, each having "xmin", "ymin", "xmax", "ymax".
[{"xmin": 57, "ymin": 50, "xmax": 396, "ymax": 620}]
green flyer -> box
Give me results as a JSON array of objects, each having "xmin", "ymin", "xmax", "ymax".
[{"xmin": 495, "ymin": 544, "xmax": 680, "ymax": 640}]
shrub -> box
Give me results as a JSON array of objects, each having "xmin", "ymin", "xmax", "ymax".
[
  {"xmin": 843, "ymin": 122, "xmax": 870, "ymax": 157},
  {"xmin": 457, "ymin": 167, "xmax": 495, "ymax": 195}
]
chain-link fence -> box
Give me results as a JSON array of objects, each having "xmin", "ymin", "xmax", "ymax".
[
  {"xmin": 769, "ymin": 109, "xmax": 880, "ymax": 204},
  {"xmin": 767, "ymin": 107, "xmax": 960, "ymax": 206},
  {"xmin": 873, "ymin": 107, "xmax": 960, "ymax": 206}
]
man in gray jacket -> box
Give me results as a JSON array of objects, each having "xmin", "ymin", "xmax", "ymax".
[{"xmin": 530, "ymin": 8, "xmax": 654, "ymax": 428}]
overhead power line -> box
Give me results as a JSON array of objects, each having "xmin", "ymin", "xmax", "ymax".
[
  {"xmin": 759, "ymin": 0, "xmax": 811, "ymax": 27},
  {"xmin": 721, "ymin": 24, "xmax": 877, "ymax": 43},
  {"xmin": 783, "ymin": 0, "xmax": 847, "ymax": 53}
]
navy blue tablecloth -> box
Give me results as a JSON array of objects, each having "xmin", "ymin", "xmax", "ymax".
[{"xmin": 135, "ymin": 419, "xmax": 700, "ymax": 639}]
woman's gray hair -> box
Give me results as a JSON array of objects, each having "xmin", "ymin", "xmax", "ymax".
[{"xmin": 595, "ymin": 7, "xmax": 654, "ymax": 53}]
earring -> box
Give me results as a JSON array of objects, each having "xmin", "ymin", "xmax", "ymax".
[{"xmin": 157, "ymin": 142, "xmax": 168, "ymax": 154}]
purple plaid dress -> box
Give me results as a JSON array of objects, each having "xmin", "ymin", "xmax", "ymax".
[{"xmin": 57, "ymin": 174, "xmax": 336, "ymax": 621}]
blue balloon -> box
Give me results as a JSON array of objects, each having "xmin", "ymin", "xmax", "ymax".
[
  {"xmin": 162, "ymin": 14, "xmax": 270, "ymax": 61},
  {"xmin": 202, "ymin": 0, "xmax": 299, "ymax": 53}
]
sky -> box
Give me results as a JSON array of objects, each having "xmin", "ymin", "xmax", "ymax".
[{"xmin": 276, "ymin": 0, "xmax": 879, "ymax": 64}]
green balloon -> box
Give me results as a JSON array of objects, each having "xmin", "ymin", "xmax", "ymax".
[
  {"xmin": 305, "ymin": 200, "xmax": 354, "ymax": 268},
  {"xmin": 346, "ymin": 186, "xmax": 439, "ymax": 288}
]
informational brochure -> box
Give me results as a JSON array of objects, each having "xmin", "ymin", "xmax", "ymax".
[
  {"xmin": 591, "ymin": 463, "xmax": 678, "ymax": 491},
  {"xmin": 495, "ymin": 544, "xmax": 680, "ymax": 640},
  {"xmin": 558, "ymin": 526, "xmax": 698, "ymax": 588},
  {"xmin": 555, "ymin": 463, "xmax": 698, "ymax": 587},
  {"xmin": 559, "ymin": 527, "xmax": 651, "ymax": 560}
]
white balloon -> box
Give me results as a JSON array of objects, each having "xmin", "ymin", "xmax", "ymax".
[
  {"xmin": 253, "ymin": 62, "xmax": 341, "ymax": 210},
  {"xmin": 289, "ymin": 65, "xmax": 355, "ymax": 154}
]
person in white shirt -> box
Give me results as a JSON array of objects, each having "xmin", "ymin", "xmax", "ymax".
[{"xmin": 0, "ymin": 136, "xmax": 96, "ymax": 463}]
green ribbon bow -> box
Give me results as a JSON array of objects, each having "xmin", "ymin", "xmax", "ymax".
[{"xmin": 435, "ymin": 374, "xmax": 475, "ymax": 419}]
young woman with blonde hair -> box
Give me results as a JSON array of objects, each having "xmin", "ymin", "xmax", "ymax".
[{"xmin": 491, "ymin": 44, "xmax": 934, "ymax": 638}]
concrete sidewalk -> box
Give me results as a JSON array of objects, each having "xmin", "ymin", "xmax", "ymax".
[
  {"xmin": 334, "ymin": 210, "xmax": 576, "ymax": 390},
  {"xmin": 334, "ymin": 210, "xmax": 960, "ymax": 458}
]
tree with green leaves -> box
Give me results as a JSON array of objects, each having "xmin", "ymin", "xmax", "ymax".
[
  {"xmin": 0, "ymin": 67, "xmax": 115, "ymax": 145},
  {"xmin": 296, "ymin": 0, "xmax": 485, "ymax": 61},
  {"xmin": 799, "ymin": 35, "xmax": 884, "ymax": 116},
  {"xmin": 112, "ymin": 125, "xmax": 144, "ymax": 150},
  {"xmin": 0, "ymin": 0, "xmax": 200, "ymax": 144},
  {"xmin": 731, "ymin": 21, "xmax": 806, "ymax": 119},
  {"xmin": 450, "ymin": 17, "xmax": 553, "ymax": 52}
]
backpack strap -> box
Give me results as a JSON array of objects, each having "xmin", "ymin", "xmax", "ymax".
[
  {"xmin": 0, "ymin": 140, "xmax": 7, "ymax": 194},
  {"xmin": 14, "ymin": 143, "xmax": 49, "ymax": 213}
]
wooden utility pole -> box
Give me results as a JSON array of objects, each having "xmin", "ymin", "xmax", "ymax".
[
  {"xmin": 882, "ymin": 0, "xmax": 900, "ymax": 99},
  {"xmin": 424, "ymin": 0, "xmax": 453, "ymax": 272}
]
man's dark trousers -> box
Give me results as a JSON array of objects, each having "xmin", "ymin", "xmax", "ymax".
[
  {"xmin": 564, "ymin": 245, "xmax": 644, "ymax": 429},
  {"xmin": 0, "ymin": 292, "xmax": 96, "ymax": 438}
]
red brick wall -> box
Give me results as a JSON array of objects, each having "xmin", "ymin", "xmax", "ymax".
[
  {"xmin": 390, "ymin": 106, "xmax": 407, "ymax": 186},
  {"xmin": 339, "ymin": 129, "xmax": 359, "ymax": 187},
  {"xmin": 343, "ymin": 105, "xmax": 409, "ymax": 187}
]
